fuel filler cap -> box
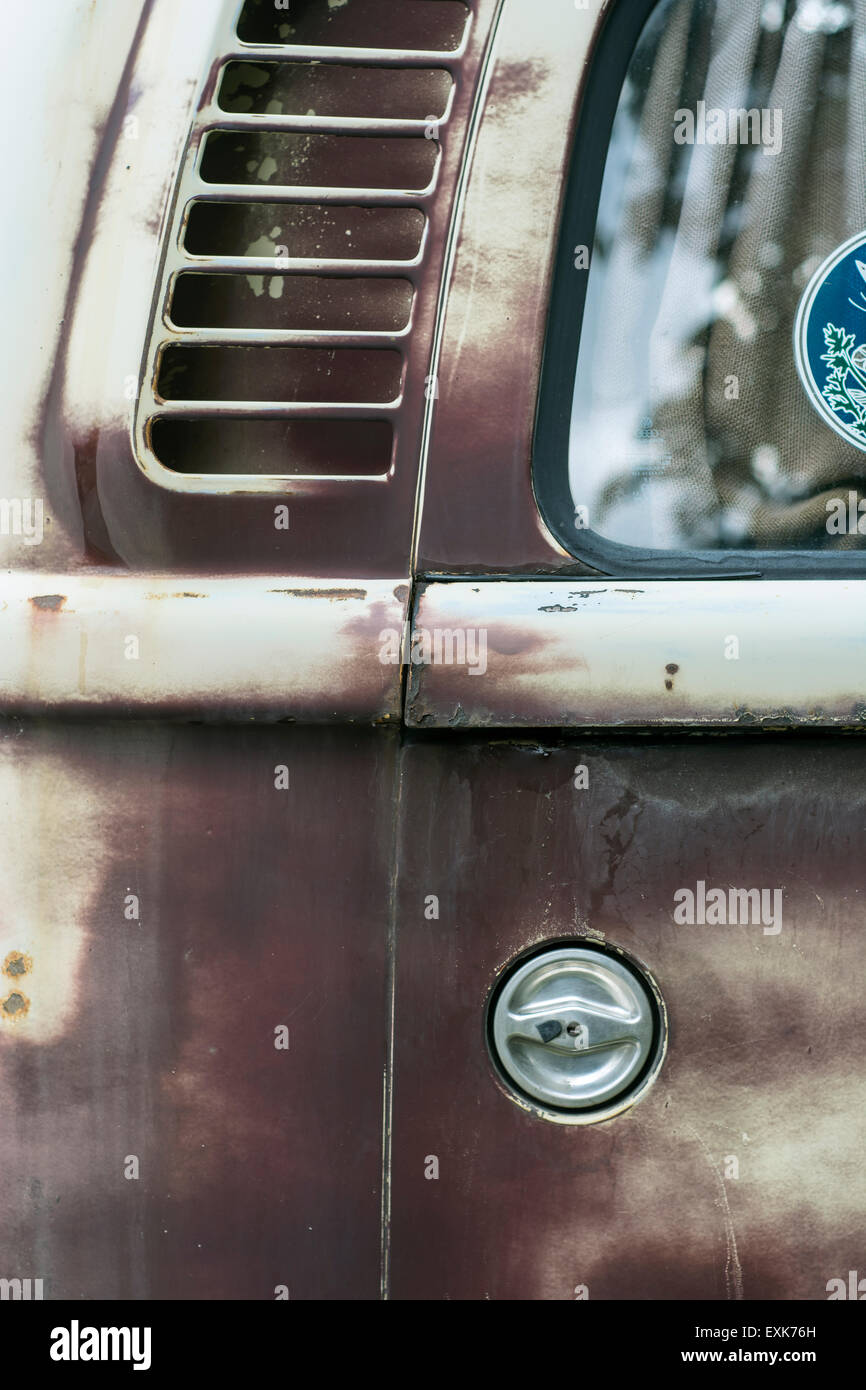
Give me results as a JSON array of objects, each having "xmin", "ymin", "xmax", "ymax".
[{"xmin": 489, "ymin": 945, "xmax": 666, "ymax": 1120}]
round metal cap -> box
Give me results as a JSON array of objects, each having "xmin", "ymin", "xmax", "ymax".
[{"xmin": 489, "ymin": 945, "xmax": 663, "ymax": 1118}]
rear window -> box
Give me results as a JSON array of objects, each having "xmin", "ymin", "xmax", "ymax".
[{"xmin": 534, "ymin": 0, "xmax": 866, "ymax": 574}]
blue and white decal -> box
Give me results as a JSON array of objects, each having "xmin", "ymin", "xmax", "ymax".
[{"xmin": 794, "ymin": 231, "xmax": 866, "ymax": 453}]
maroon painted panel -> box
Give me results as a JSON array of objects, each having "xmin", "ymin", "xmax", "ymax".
[
  {"xmin": 35, "ymin": 1, "xmax": 500, "ymax": 581},
  {"xmin": 0, "ymin": 723, "xmax": 396, "ymax": 1299},
  {"xmin": 416, "ymin": 16, "xmax": 595, "ymax": 577},
  {"xmin": 388, "ymin": 736, "xmax": 866, "ymax": 1299}
]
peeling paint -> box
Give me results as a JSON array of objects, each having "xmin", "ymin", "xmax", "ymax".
[
  {"xmin": 0, "ymin": 991, "xmax": 30, "ymax": 1022},
  {"xmin": 268, "ymin": 588, "xmax": 368, "ymax": 601},
  {"xmin": 0, "ymin": 574, "xmax": 406, "ymax": 721},
  {"xmin": 30, "ymin": 594, "xmax": 67, "ymax": 612},
  {"xmin": 2, "ymin": 951, "xmax": 33, "ymax": 978},
  {"xmin": 408, "ymin": 580, "xmax": 866, "ymax": 729},
  {"xmin": 145, "ymin": 591, "xmax": 207, "ymax": 600}
]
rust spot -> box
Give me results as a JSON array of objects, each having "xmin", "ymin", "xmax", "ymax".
[
  {"xmin": 1, "ymin": 991, "xmax": 30, "ymax": 1021},
  {"xmin": 30, "ymin": 594, "xmax": 66, "ymax": 611},
  {"xmin": 144, "ymin": 591, "xmax": 207, "ymax": 600},
  {"xmin": 3, "ymin": 951, "xmax": 32, "ymax": 978},
  {"xmin": 665, "ymin": 680, "xmax": 674, "ymax": 691}
]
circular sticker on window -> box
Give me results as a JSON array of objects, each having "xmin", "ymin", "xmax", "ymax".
[{"xmin": 794, "ymin": 231, "xmax": 866, "ymax": 453}]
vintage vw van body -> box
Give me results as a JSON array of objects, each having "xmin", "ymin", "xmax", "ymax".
[{"xmin": 1, "ymin": 0, "xmax": 864, "ymax": 1301}]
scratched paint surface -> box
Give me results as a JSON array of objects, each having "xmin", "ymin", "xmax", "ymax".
[
  {"xmin": 388, "ymin": 735, "xmax": 866, "ymax": 1300},
  {"xmin": 417, "ymin": 1, "xmax": 598, "ymax": 574},
  {"xmin": 11, "ymin": 0, "xmax": 502, "ymax": 581},
  {"xmin": 0, "ymin": 722, "xmax": 394, "ymax": 1300},
  {"xmin": 1, "ymin": 724, "xmax": 863, "ymax": 1298}
]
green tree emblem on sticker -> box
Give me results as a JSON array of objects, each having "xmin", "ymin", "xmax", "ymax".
[{"xmin": 820, "ymin": 323, "xmax": 866, "ymax": 440}]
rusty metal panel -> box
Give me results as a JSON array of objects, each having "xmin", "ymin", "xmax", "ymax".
[
  {"xmin": 0, "ymin": 722, "xmax": 396, "ymax": 1299},
  {"xmin": 406, "ymin": 579, "xmax": 866, "ymax": 729},
  {"xmin": 387, "ymin": 735, "xmax": 866, "ymax": 1300},
  {"xmin": 416, "ymin": 0, "xmax": 602, "ymax": 575},
  {"xmin": 3, "ymin": 0, "xmax": 214, "ymax": 576},
  {"xmin": 6, "ymin": 0, "xmax": 501, "ymax": 582}
]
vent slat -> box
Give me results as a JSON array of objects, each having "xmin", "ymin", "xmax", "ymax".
[
  {"xmin": 162, "ymin": 331, "xmax": 409, "ymax": 350},
  {"xmin": 201, "ymin": 113, "xmax": 441, "ymax": 137},
  {"xmin": 226, "ymin": 45, "xmax": 468, "ymax": 66},
  {"xmin": 185, "ymin": 179, "xmax": 433, "ymax": 206},
  {"xmin": 178, "ymin": 257, "xmax": 420, "ymax": 277},
  {"xmin": 152, "ymin": 401, "xmax": 399, "ymax": 419}
]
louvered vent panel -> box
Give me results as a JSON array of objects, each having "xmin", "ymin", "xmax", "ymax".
[{"xmin": 135, "ymin": 0, "xmax": 472, "ymax": 489}]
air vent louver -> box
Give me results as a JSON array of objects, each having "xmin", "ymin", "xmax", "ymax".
[
  {"xmin": 235, "ymin": 0, "xmax": 469, "ymax": 51},
  {"xmin": 135, "ymin": 0, "xmax": 472, "ymax": 491}
]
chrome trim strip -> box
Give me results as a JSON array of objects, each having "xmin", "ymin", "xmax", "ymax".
[
  {"xmin": 228, "ymin": 44, "xmax": 471, "ymax": 66},
  {"xmin": 150, "ymin": 400, "xmax": 402, "ymax": 417},
  {"xmin": 160, "ymin": 327, "xmax": 414, "ymax": 347},
  {"xmin": 181, "ymin": 178, "xmax": 437, "ymax": 205},
  {"xmin": 187, "ymin": 180, "xmax": 440, "ymax": 204},
  {"xmin": 198, "ymin": 113, "xmax": 451, "ymax": 138},
  {"xmin": 173, "ymin": 255, "xmax": 424, "ymax": 275}
]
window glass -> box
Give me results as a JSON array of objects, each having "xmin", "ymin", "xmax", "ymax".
[{"xmin": 566, "ymin": 0, "xmax": 866, "ymax": 555}]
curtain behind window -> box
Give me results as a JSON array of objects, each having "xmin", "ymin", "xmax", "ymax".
[{"xmin": 570, "ymin": 0, "xmax": 866, "ymax": 551}]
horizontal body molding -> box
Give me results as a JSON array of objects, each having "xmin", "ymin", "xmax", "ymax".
[
  {"xmin": 0, "ymin": 575, "xmax": 407, "ymax": 722},
  {"xmin": 406, "ymin": 580, "xmax": 866, "ymax": 728}
]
